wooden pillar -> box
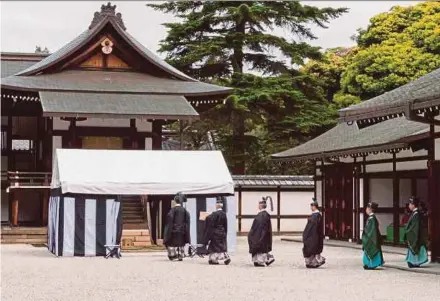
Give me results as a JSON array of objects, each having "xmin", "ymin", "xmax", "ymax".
[
  {"xmin": 238, "ymin": 186, "xmax": 242, "ymax": 233},
  {"xmin": 152, "ymin": 120, "xmax": 163, "ymax": 150},
  {"xmin": 130, "ymin": 119, "xmax": 138, "ymax": 149},
  {"xmin": 7, "ymin": 113, "xmax": 13, "ymax": 225},
  {"xmin": 353, "ymin": 158, "xmax": 360, "ymax": 243},
  {"xmin": 179, "ymin": 120, "xmax": 184, "ymax": 150},
  {"xmin": 428, "ymin": 160, "xmax": 440, "ymax": 262},
  {"xmin": 11, "ymin": 196, "xmax": 19, "ymax": 227},
  {"xmin": 68, "ymin": 119, "xmax": 77, "ymax": 148},
  {"xmin": 363, "ymin": 156, "xmax": 369, "ymax": 226},
  {"xmin": 392, "ymin": 152, "xmax": 400, "ymax": 245},
  {"xmin": 277, "ymin": 186, "xmax": 281, "ymax": 234}
]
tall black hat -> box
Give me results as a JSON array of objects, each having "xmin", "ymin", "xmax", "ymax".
[
  {"xmin": 216, "ymin": 196, "xmax": 226, "ymax": 204},
  {"xmin": 367, "ymin": 201, "xmax": 379, "ymax": 211},
  {"xmin": 259, "ymin": 196, "xmax": 274, "ymax": 212},
  {"xmin": 310, "ymin": 197, "xmax": 319, "ymax": 207},
  {"xmin": 174, "ymin": 192, "xmax": 187, "ymax": 203},
  {"xmin": 408, "ymin": 196, "xmax": 420, "ymax": 207}
]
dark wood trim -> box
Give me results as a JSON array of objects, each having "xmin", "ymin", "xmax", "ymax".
[
  {"xmin": 392, "ymin": 153, "xmax": 400, "ymax": 245},
  {"xmin": 152, "ymin": 120, "xmax": 163, "ymax": 150},
  {"xmin": 411, "ymin": 178, "xmax": 417, "ymax": 197},
  {"xmin": 238, "ymin": 214, "xmax": 309, "ymax": 219},
  {"xmin": 277, "ymin": 186, "xmax": 281, "ymax": 233},
  {"xmin": 236, "ymin": 187, "xmax": 314, "ymax": 192},
  {"xmin": 238, "ymin": 186, "xmax": 242, "ymax": 233},
  {"xmin": 53, "ymin": 127, "xmax": 153, "ymax": 138}
]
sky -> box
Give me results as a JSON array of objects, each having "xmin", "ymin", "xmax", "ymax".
[{"xmin": 0, "ymin": 1, "xmax": 421, "ymax": 56}]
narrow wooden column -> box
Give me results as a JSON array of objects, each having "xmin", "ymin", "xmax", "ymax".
[
  {"xmin": 152, "ymin": 120, "xmax": 163, "ymax": 150},
  {"xmin": 130, "ymin": 119, "xmax": 138, "ymax": 149},
  {"xmin": 392, "ymin": 152, "xmax": 400, "ymax": 245},
  {"xmin": 68, "ymin": 119, "xmax": 77, "ymax": 148},
  {"xmin": 277, "ymin": 186, "xmax": 281, "ymax": 234},
  {"xmin": 238, "ymin": 186, "xmax": 242, "ymax": 233},
  {"xmin": 11, "ymin": 197, "xmax": 19, "ymax": 227},
  {"xmin": 428, "ymin": 160, "xmax": 440, "ymax": 262}
]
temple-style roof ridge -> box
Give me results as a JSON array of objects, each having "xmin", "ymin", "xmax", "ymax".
[
  {"xmin": 89, "ymin": 2, "xmax": 126, "ymax": 30},
  {"xmin": 15, "ymin": 3, "xmax": 196, "ymax": 82}
]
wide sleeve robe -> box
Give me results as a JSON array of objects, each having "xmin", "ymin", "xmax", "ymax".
[
  {"xmin": 203, "ymin": 210, "xmax": 228, "ymax": 253},
  {"xmin": 247, "ymin": 211, "xmax": 272, "ymax": 255},
  {"xmin": 405, "ymin": 211, "xmax": 428, "ymax": 255},
  {"xmin": 302, "ymin": 212, "xmax": 324, "ymax": 258},
  {"xmin": 362, "ymin": 215, "xmax": 382, "ymax": 260},
  {"xmin": 163, "ymin": 206, "xmax": 190, "ymax": 247}
]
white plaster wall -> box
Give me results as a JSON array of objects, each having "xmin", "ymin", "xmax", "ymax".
[
  {"xmin": 366, "ymin": 162, "xmax": 393, "ymax": 173},
  {"xmin": 53, "ymin": 118, "xmax": 69, "ymax": 130},
  {"xmin": 1, "ymin": 116, "xmax": 7, "ymax": 125},
  {"xmin": 145, "ymin": 138, "xmax": 152, "ymax": 150},
  {"xmin": 399, "ymin": 179, "xmax": 412, "ymax": 207},
  {"xmin": 375, "ymin": 213, "xmax": 393, "ymax": 234},
  {"xmin": 52, "ymin": 136, "xmax": 62, "ymax": 155},
  {"xmin": 369, "ymin": 179, "xmax": 393, "ymax": 206},
  {"xmin": 315, "ymin": 181, "xmax": 322, "ymax": 206},
  {"xmin": 238, "ymin": 190, "xmax": 313, "ymax": 232},
  {"xmin": 1, "ymin": 189, "xmax": 8, "ymax": 222}
]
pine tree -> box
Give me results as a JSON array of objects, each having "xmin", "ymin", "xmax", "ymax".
[{"xmin": 149, "ymin": 1, "xmax": 347, "ymax": 174}]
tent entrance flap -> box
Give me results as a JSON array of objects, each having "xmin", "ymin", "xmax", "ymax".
[{"xmin": 51, "ymin": 149, "xmax": 234, "ymax": 196}]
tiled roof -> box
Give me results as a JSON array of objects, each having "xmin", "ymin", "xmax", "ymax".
[
  {"xmin": 1, "ymin": 52, "xmax": 48, "ymax": 78},
  {"xmin": 1, "ymin": 70, "xmax": 231, "ymax": 96},
  {"xmin": 232, "ymin": 175, "xmax": 314, "ymax": 188},
  {"xmin": 271, "ymin": 117, "xmax": 428, "ymax": 161},
  {"xmin": 39, "ymin": 91, "xmax": 199, "ymax": 120},
  {"xmin": 339, "ymin": 68, "xmax": 440, "ymax": 124}
]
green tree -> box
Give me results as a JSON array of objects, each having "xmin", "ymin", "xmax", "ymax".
[
  {"xmin": 342, "ymin": 2, "xmax": 440, "ymax": 99},
  {"xmin": 149, "ymin": 1, "xmax": 347, "ymax": 174}
]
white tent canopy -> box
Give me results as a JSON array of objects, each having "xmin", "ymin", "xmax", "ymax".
[{"xmin": 51, "ymin": 149, "xmax": 234, "ymax": 196}]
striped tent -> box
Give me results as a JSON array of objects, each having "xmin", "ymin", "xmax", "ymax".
[{"xmin": 48, "ymin": 148, "xmax": 235, "ymax": 257}]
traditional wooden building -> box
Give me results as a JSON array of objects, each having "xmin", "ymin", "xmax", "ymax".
[
  {"xmin": 1, "ymin": 3, "xmax": 232, "ymax": 232},
  {"xmin": 272, "ymin": 68, "xmax": 440, "ymax": 262}
]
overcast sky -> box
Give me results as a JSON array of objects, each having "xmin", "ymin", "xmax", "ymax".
[{"xmin": 1, "ymin": 1, "xmax": 421, "ymax": 55}]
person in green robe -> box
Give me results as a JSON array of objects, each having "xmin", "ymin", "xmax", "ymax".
[
  {"xmin": 404, "ymin": 197, "xmax": 429, "ymax": 268},
  {"xmin": 361, "ymin": 202, "xmax": 384, "ymax": 270}
]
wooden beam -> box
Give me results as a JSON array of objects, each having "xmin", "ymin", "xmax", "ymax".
[
  {"xmin": 238, "ymin": 186, "xmax": 242, "ymax": 233},
  {"xmin": 392, "ymin": 153, "xmax": 400, "ymax": 245},
  {"xmin": 277, "ymin": 186, "xmax": 281, "ymax": 234},
  {"xmin": 53, "ymin": 127, "xmax": 153, "ymax": 138},
  {"xmin": 11, "ymin": 198, "xmax": 18, "ymax": 227},
  {"xmin": 152, "ymin": 120, "xmax": 163, "ymax": 150}
]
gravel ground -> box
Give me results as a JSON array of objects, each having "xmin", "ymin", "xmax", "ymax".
[{"xmin": 2, "ymin": 238, "xmax": 439, "ymax": 301}]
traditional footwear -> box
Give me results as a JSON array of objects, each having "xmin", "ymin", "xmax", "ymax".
[
  {"xmin": 254, "ymin": 262, "xmax": 265, "ymax": 267},
  {"xmin": 407, "ymin": 262, "xmax": 419, "ymax": 268},
  {"xmin": 266, "ymin": 258, "xmax": 275, "ymax": 266},
  {"xmin": 168, "ymin": 256, "xmax": 176, "ymax": 261},
  {"xmin": 224, "ymin": 258, "xmax": 231, "ymax": 265},
  {"xmin": 209, "ymin": 260, "xmax": 219, "ymax": 265},
  {"xmin": 306, "ymin": 264, "xmax": 318, "ymax": 269}
]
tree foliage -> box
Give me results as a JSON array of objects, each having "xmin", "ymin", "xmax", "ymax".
[
  {"xmin": 149, "ymin": 1, "xmax": 347, "ymax": 174},
  {"xmin": 341, "ymin": 2, "xmax": 440, "ymax": 99}
]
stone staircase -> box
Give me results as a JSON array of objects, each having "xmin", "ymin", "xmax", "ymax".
[
  {"xmin": 121, "ymin": 196, "xmax": 151, "ymax": 249},
  {"xmin": 1, "ymin": 227, "xmax": 47, "ymax": 244}
]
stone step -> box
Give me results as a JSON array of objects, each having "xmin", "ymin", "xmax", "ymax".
[
  {"xmin": 1, "ymin": 237, "xmax": 47, "ymax": 244},
  {"xmin": 1, "ymin": 227, "xmax": 47, "ymax": 235}
]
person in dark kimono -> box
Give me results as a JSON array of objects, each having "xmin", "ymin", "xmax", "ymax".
[
  {"xmin": 163, "ymin": 193, "xmax": 190, "ymax": 261},
  {"xmin": 302, "ymin": 198, "xmax": 325, "ymax": 268},
  {"xmin": 404, "ymin": 197, "xmax": 429, "ymax": 268},
  {"xmin": 247, "ymin": 196, "xmax": 275, "ymax": 267},
  {"xmin": 203, "ymin": 197, "xmax": 231, "ymax": 265},
  {"xmin": 361, "ymin": 202, "xmax": 384, "ymax": 270}
]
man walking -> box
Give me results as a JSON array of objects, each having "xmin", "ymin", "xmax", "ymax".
[
  {"xmin": 203, "ymin": 197, "xmax": 231, "ymax": 265},
  {"xmin": 247, "ymin": 196, "xmax": 275, "ymax": 267},
  {"xmin": 163, "ymin": 193, "xmax": 190, "ymax": 261},
  {"xmin": 302, "ymin": 198, "xmax": 325, "ymax": 268}
]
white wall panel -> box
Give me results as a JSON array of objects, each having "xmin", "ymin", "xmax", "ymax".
[
  {"xmin": 399, "ymin": 179, "xmax": 412, "ymax": 206},
  {"xmin": 369, "ymin": 179, "xmax": 393, "ymax": 206}
]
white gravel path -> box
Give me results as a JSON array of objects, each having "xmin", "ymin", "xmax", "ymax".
[{"xmin": 1, "ymin": 238, "xmax": 439, "ymax": 301}]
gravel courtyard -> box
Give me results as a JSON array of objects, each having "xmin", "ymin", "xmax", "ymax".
[{"xmin": 2, "ymin": 238, "xmax": 439, "ymax": 301}]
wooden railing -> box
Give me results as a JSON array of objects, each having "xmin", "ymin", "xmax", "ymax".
[{"xmin": 5, "ymin": 171, "xmax": 51, "ymax": 189}]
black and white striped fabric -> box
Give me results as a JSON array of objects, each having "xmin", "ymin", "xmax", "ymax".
[{"xmin": 48, "ymin": 192, "xmax": 122, "ymax": 257}]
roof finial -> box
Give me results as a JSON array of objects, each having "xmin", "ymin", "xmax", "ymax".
[{"xmin": 89, "ymin": 2, "xmax": 126, "ymax": 30}]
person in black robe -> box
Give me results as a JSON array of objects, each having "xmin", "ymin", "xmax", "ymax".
[
  {"xmin": 404, "ymin": 197, "xmax": 429, "ymax": 268},
  {"xmin": 203, "ymin": 197, "xmax": 231, "ymax": 265},
  {"xmin": 163, "ymin": 193, "xmax": 190, "ymax": 261},
  {"xmin": 247, "ymin": 196, "xmax": 275, "ymax": 267},
  {"xmin": 302, "ymin": 198, "xmax": 325, "ymax": 268}
]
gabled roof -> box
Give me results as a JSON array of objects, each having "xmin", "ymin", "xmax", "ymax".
[
  {"xmin": 1, "ymin": 52, "xmax": 49, "ymax": 78},
  {"xmin": 1, "ymin": 3, "xmax": 233, "ymax": 98},
  {"xmin": 15, "ymin": 3, "xmax": 194, "ymax": 81},
  {"xmin": 271, "ymin": 117, "xmax": 428, "ymax": 162},
  {"xmin": 339, "ymin": 68, "xmax": 440, "ymax": 125}
]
